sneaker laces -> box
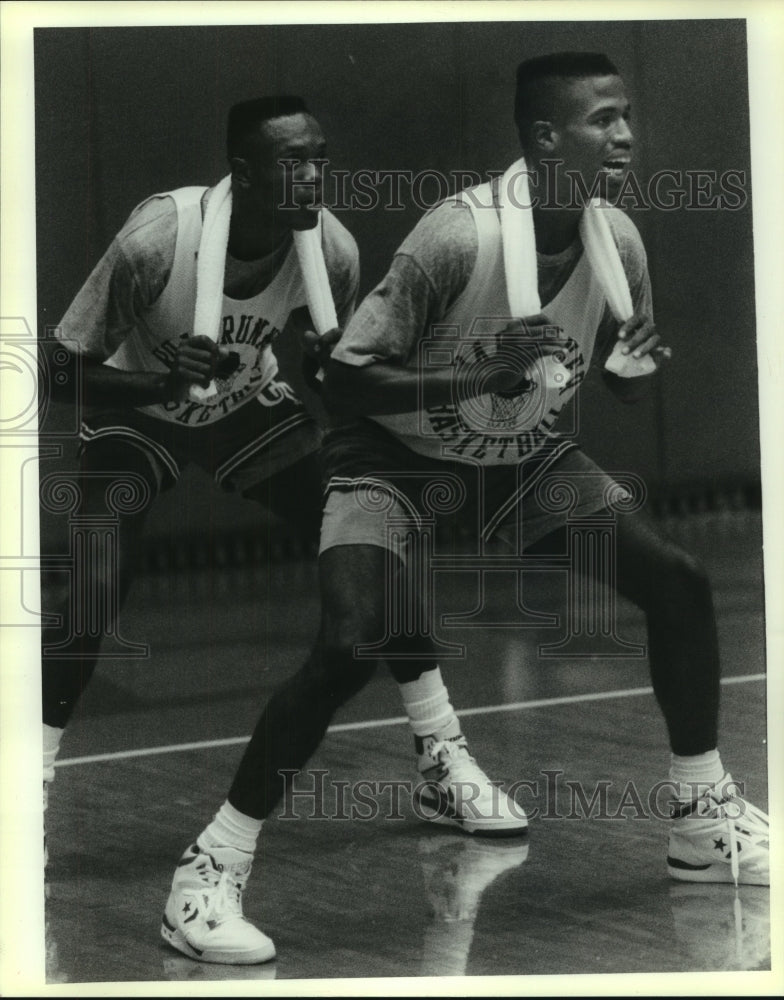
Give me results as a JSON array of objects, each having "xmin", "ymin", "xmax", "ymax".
[
  {"xmin": 199, "ymin": 854, "xmax": 251, "ymax": 926},
  {"xmin": 429, "ymin": 739, "xmax": 490, "ymax": 791},
  {"xmin": 724, "ymin": 798, "xmax": 768, "ymax": 886},
  {"xmin": 691, "ymin": 786, "xmax": 769, "ymax": 887}
]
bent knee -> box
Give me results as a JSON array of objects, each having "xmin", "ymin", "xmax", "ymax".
[{"xmin": 323, "ymin": 609, "xmax": 389, "ymax": 663}]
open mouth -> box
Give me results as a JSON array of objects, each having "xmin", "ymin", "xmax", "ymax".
[{"xmin": 601, "ymin": 159, "xmax": 630, "ymax": 179}]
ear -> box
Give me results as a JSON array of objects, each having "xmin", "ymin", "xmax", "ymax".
[
  {"xmin": 229, "ymin": 156, "xmax": 252, "ymax": 188},
  {"xmin": 531, "ymin": 120, "xmax": 556, "ymax": 152}
]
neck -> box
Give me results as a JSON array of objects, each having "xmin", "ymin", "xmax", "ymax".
[
  {"xmin": 227, "ymin": 213, "xmax": 290, "ymax": 261},
  {"xmin": 531, "ymin": 205, "xmax": 582, "ymax": 255},
  {"xmin": 522, "ymin": 158, "xmax": 583, "ymax": 254},
  {"xmin": 227, "ymin": 185, "xmax": 291, "ymax": 261}
]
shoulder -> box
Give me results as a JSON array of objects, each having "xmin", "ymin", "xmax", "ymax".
[
  {"xmin": 398, "ymin": 198, "xmax": 477, "ymax": 259},
  {"xmin": 394, "ymin": 199, "xmax": 478, "ymax": 299},
  {"xmin": 114, "ymin": 193, "xmax": 179, "ymax": 271},
  {"xmin": 603, "ymin": 207, "xmax": 647, "ymax": 262},
  {"xmin": 601, "ymin": 207, "xmax": 649, "ymax": 290}
]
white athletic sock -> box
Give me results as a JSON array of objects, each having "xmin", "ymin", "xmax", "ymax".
[
  {"xmin": 398, "ymin": 667, "xmax": 461, "ymax": 740},
  {"xmin": 197, "ymin": 800, "xmax": 263, "ymax": 855},
  {"xmin": 669, "ymin": 749, "xmax": 726, "ymax": 804},
  {"xmin": 43, "ymin": 724, "xmax": 64, "ymax": 784}
]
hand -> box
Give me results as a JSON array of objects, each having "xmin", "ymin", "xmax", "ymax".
[
  {"xmin": 215, "ymin": 349, "xmax": 241, "ymax": 378},
  {"xmin": 489, "ymin": 313, "xmax": 563, "ymax": 393},
  {"xmin": 164, "ymin": 335, "xmax": 220, "ymax": 401},
  {"xmin": 302, "ymin": 326, "xmax": 342, "ymax": 366},
  {"xmin": 617, "ymin": 310, "xmax": 672, "ymax": 368}
]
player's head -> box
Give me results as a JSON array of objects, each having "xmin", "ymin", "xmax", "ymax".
[
  {"xmin": 227, "ymin": 95, "xmax": 326, "ymax": 230},
  {"xmin": 513, "ymin": 52, "xmax": 632, "ymax": 198}
]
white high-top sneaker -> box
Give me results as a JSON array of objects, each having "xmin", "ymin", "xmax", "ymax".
[
  {"xmin": 161, "ymin": 844, "xmax": 275, "ymax": 964},
  {"xmin": 413, "ymin": 734, "xmax": 528, "ymax": 837},
  {"xmin": 667, "ymin": 774, "xmax": 769, "ymax": 885}
]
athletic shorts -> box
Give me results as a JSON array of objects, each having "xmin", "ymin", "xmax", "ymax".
[
  {"xmin": 319, "ymin": 419, "xmax": 630, "ymax": 558},
  {"xmin": 79, "ymin": 388, "xmax": 322, "ymax": 498}
]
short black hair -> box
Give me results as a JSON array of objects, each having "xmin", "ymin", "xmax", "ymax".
[
  {"xmin": 227, "ymin": 96, "xmax": 310, "ymax": 159},
  {"xmin": 514, "ymin": 52, "xmax": 620, "ymax": 141}
]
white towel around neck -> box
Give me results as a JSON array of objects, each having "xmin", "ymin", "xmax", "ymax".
[
  {"xmin": 189, "ymin": 175, "xmax": 232, "ymax": 402},
  {"xmin": 499, "ymin": 157, "xmax": 654, "ymax": 377},
  {"xmin": 188, "ymin": 177, "xmax": 337, "ymax": 401}
]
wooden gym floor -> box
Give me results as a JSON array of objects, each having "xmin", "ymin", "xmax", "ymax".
[{"xmin": 39, "ymin": 509, "xmax": 773, "ymax": 992}]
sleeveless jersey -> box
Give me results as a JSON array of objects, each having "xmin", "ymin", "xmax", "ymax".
[
  {"xmin": 370, "ymin": 182, "xmax": 608, "ymax": 465},
  {"xmin": 106, "ymin": 186, "xmax": 311, "ymax": 427}
]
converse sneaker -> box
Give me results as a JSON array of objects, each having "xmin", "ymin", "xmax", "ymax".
[
  {"xmin": 667, "ymin": 774, "xmax": 769, "ymax": 886},
  {"xmin": 413, "ymin": 735, "xmax": 528, "ymax": 838},
  {"xmin": 161, "ymin": 844, "xmax": 275, "ymax": 964}
]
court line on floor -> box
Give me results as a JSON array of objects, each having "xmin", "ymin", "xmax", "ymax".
[{"xmin": 54, "ymin": 672, "xmax": 766, "ymax": 769}]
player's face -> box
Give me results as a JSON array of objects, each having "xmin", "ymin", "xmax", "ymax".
[
  {"xmin": 244, "ymin": 112, "xmax": 327, "ymax": 230},
  {"xmin": 548, "ymin": 75, "xmax": 633, "ymax": 199}
]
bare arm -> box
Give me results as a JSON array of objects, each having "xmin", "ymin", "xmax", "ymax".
[
  {"xmin": 322, "ymin": 316, "xmax": 554, "ymax": 417},
  {"xmin": 47, "ymin": 196, "xmax": 193, "ymax": 409},
  {"xmin": 321, "ymin": 358, "xmax": 481, "ymax": 416},
  {"xmin": 47, "ymin": 336, "xmax": 229, "ymax": 409},
  {"xmin": 79, "ymin": 358, "xmax": 174, "ymax": 408}
]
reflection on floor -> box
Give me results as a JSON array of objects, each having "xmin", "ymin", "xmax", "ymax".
[{"xmin": 38, "ymin": 510, "xmax": 772, "ymax": 988}]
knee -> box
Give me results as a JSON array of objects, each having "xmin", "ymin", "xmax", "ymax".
[
  {"xmin": 316, "ymin": 609, "xmax": 383, "ymax": 702},
  {"xmin": 323, "ymin": 605, "xmax": 386, "ymax": 664}
]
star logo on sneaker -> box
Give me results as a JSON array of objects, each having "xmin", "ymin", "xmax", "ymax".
[
  {"xmin": 162, "ymin": 845, "xmax": 276, "ymax": 964},
  {"xmin": 667, "ymin": 773, "xmax": 769, "ymax": 886},
  {"xmin": 419, "ymin": 783, "xmax": 467, "ymax": 825}
]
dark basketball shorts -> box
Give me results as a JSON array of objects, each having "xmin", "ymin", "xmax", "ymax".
[
  {"xmin": 319, "ymin": 419, "xmax": 632, "ymax": 559},
  {"xmin": 79, "ymin": 389, "xmax": 322, "ymax": 499}
]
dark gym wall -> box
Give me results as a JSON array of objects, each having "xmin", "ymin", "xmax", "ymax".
[{"xmin": 34, "ymin": 19, "xmax": 757, "ymax": 544}]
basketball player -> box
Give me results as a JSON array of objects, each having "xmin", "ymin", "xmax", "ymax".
[
  {"xmin": 43, "ymin": 96, "xmax": 526, "ymax": 967},
  {"xmin": 314, "ymin": 50, "xmax": 769, "ymax": 896}
]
